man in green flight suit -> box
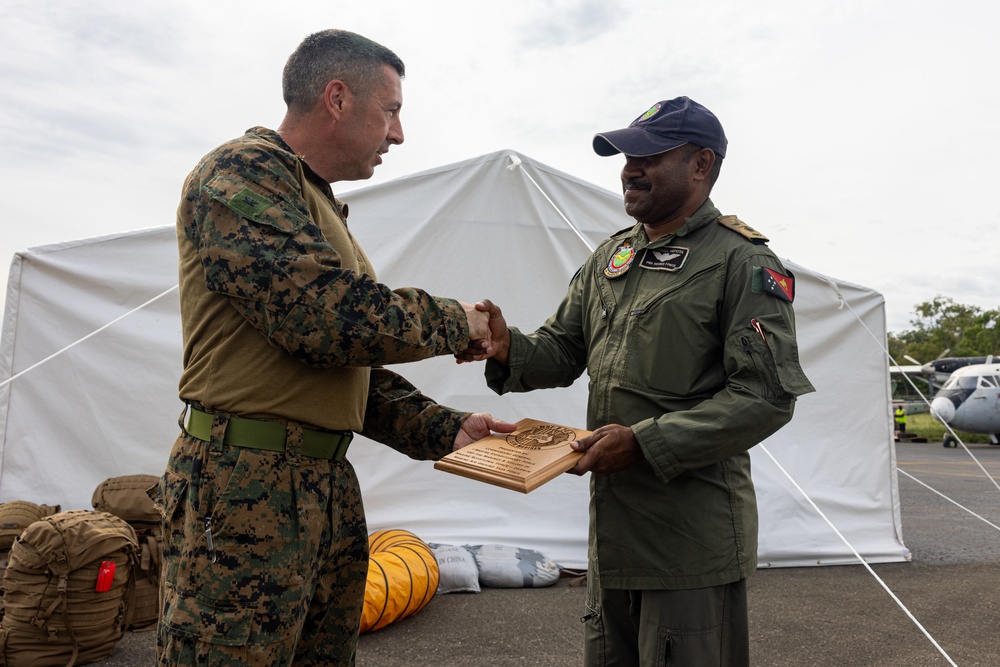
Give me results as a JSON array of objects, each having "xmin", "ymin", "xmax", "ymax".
[
  {"xmin": 155, "ymin": 29, "xmax": 513, "ymax": 666},
  {"xmin": 466, "ymin": 97, "xmax": 815, "ymax": 665}
]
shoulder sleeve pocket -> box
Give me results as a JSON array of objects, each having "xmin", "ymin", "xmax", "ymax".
[
  {"xmin": 204, "ymin": 174, "xmax": 310, "ymax": 235},
  {"xmin": 197, "ymin": 176, "xmax": 312, "ymax": 300},
  {"xmin": 745, "ymin": 315, "xmax": 815, "ymax": 397}
]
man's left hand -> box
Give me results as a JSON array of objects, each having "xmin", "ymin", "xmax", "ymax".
[
  {"xmin": 454, "ymin": 413, "xmax": 518, "ymax": 450},
  {"xmin": 568, "ymin": 424, "xmax": 644, "ymax": 475}
]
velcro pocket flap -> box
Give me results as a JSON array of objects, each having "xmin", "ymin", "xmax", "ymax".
[{"xmin": 204, "ymin": 175, "xmax": 309, "ymax": 235}]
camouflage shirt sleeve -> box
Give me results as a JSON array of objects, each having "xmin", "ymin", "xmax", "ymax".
[
  {"xmin": 179, "ymin": 131, "xmax": 470, "ymax": 368},
  {"xmin": 361, "ymin": 367, "xmax": 469, "ymax": 460}
]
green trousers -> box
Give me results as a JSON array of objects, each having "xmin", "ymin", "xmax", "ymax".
[{"xmin": 584, "ymin": 577, "xmax": 749, "ymax": 666}]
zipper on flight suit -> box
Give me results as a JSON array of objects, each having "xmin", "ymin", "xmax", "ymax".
[
  {"xmin": 741, "ymin": 320, "xmax": 782, "ymax": 398},
  {"xmin": 740, "ymin": 335, "xmax": 762, "ymax": 384}
]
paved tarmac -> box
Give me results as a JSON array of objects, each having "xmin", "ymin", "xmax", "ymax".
[{"xmin": 101, "ymin": 439, "xmax": 1000, "ymax": 666}]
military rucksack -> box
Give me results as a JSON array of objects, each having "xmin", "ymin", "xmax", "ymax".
[
  {"xmin": 91, "ymin": 474, "xmax": 161, "ymax": 632},
  {"xmin": 0, "ymin": 502, "xmax": 61, "ymax": 579},
  {"xmin": 0, "ymin": 509, "xmax": 138, "ymax": 666}
]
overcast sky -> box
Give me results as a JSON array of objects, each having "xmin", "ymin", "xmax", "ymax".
[{"xmin": 1, "ymin": 0, "xmax": 997, "ymax": 333}]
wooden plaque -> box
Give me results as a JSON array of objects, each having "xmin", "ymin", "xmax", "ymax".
[{"xmin": 434, "ymin": 418, "xmax": 590, "ymax": 493}]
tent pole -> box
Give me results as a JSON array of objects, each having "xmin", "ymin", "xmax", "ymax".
[{"xmin": 507, "ymin": 155, "xmax": 594, "ymax": 254}]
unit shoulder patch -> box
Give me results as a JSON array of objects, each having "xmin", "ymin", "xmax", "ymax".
[{"xmin": 717, "ymin": 215, "xmax": 769, "ymax": 244}]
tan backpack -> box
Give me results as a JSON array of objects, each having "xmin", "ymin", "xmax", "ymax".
[
  {"xmin": 0, "ymin": 502, "xmax": 61, "ymax": 578},
  {"xmin": 0, "ymin": 509, "xmax": 138, "ymax": 666},
  {"xmin": 91, "ymin": 474, "xmax": 162, "ymax": 632}
]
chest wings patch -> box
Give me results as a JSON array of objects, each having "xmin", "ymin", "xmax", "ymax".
[
  {"xmin": 753, "ymin": 266, "xmax": 795, "ymax": 302},
  {"xmin": 639, "ymin": 246, "xmax": 689, "ymax": 272}
]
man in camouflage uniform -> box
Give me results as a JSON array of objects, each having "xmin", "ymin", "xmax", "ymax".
[
  {"xmin": 156, "ymin": 29, "xmax": 513, "ymax": 666},
  {"xmin": 467, "ymin": 97, "xmax": 815, "ymax": 665}
]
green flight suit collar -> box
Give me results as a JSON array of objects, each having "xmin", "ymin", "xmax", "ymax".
[{"xmin": 610, "ymin": 198, "xmax": 721, "ymax": 249}]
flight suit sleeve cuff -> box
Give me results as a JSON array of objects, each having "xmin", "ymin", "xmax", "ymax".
[
  {"xmin": 485, "ymin": 327, "xmax": 527, "ymax": 394},
  {"xmin": 632, "ymin": 418, "xmax": 685, "ymax": 483}
]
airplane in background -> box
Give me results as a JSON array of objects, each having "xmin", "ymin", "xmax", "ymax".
[
  {"xmin": 891, "ymin": 351, "xmax": 997, "ymax": 395},
  {"xmin": 891, "ymin": 353, "xmax": 941, "ymax": 394},
  {"xmin": 930, "ymin": 360, "xmax": 1000, "ymax": 448},
  {"xmin": 920, "ymin": 356, "xmax": 999, "ymax": 384}
]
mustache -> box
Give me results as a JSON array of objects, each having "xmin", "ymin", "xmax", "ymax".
[{"xmin": 623, "ymin": 178, "xmax": 651, "ymax": 190}]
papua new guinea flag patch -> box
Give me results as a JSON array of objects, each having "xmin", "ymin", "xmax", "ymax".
[{"xmin": 752, "ymin": 267, "xmax": 795, "ymax": 302}]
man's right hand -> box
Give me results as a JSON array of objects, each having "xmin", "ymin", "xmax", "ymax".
[
  {"xmin": 456, "ymin": 299, "xmax": 510, "ymax": 365},
  {"xmin": 462, "ymin": 301, "xmax": 492, "ymax": 344}
]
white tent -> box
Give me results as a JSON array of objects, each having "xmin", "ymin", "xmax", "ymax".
[{"xmin": 0, "ymin": 150, "xmax": 909, "ymax": 570}]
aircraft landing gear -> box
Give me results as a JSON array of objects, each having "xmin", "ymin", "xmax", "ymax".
[{"xmin": 943, "ymin": 435, "xmax": 958, "ymax": 448}]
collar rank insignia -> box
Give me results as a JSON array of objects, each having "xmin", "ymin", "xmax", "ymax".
[
  {"xmin": 604, "ymin": 242, "xmax": 636, "ymax": 278},
  {"xmin": 639, "ymin": 246, "xmax": 689, "ymax": 272},
  {"xmin": 752, "ymin": 266, "xmax": 795, "ymax": 303}
]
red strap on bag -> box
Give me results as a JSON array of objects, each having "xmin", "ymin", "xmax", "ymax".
[{"xmin": 95, "ymin": 561, "xmax": 116, "ymax": 592}]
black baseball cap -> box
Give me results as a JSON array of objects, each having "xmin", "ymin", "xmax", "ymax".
[{"xmin": 593, "ymin": 96, "xmax": 727, "ymax": 158}]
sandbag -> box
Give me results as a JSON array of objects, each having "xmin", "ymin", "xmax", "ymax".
[
  {"xmin": 92, "ymin": 474, "xmax": 161, "ymax": 631},
  {"xmin": 466, "ymin": 543, "xmax": 561, "ymax": 588},
  {"xmin": 430, "ymin": 543, "xmax": 481, "ymax": 594},
  {"xmin": 0, "ymin": 501, "xmax": 60, "ymax": 578},
  {"xmin": 361, "ymin": 529, "xmax": 439, "ymax": 633},
  {"xmin": 0, "ymin": 509, "xmax": 138, "ymax": 666}
]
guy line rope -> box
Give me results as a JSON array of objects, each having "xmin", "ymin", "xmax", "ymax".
[{"xmin": 0, "ymin": 285, "xmax": 179, "ymax": 391}]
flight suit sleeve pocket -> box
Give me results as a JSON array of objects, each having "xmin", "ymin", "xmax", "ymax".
[
  {"xmin": 753, "ymin": 314, "xmax": 815, "ymax": 397},
  {"xmin": 728, "ymin": 318, "xmax": 815, "ymax": 399},
  {"xmin": 160, "ymin": 581, "xmax": 253, "ymax": 647},
  {"xmin": 727, "ymin": 321, "xmax": 785, "ymax": 400}
]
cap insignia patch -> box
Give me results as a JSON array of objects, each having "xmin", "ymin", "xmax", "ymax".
[
  {"xmin": 639, "ymin": 103, "xmax": 662, "ymax": 121},
  {"xmin": 604, "ymin": 242, "xmax": 636, "ymax": 279}
]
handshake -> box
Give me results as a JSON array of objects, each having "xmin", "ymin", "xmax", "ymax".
[{"xmin": 458, "ymin": 299, "xmax": 509, "ymax": 365}]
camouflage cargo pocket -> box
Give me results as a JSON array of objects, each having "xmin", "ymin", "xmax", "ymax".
[{"xmin": 160, "ymin": 581, "xmax": 252, "ymax": 647}]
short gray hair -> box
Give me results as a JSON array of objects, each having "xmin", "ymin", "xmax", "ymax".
[{"xmin": 282, "ymin": 29, "xmax": 405, "ymax": 113}]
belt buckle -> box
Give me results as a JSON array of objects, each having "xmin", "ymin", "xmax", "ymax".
[{"xmin": 333, "ymin": 432, "xmax": 353, "ymax": 461}]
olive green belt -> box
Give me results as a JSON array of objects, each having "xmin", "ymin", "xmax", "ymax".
[{"xmin": 184, "ymin": 407, "xmax": 352, "ymax": 461}]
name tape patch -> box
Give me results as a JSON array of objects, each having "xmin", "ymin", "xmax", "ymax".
[{"xmin": 639, "ymin": 246, "xmax": 689, "ymax": 272}]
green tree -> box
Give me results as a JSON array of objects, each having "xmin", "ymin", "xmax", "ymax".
[{"xmin": 888, "ymin": 296, "xmax": 1000, "ymax": 364}]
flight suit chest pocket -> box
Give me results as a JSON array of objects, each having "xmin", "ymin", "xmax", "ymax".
[{"xmin": 621, "ymin": 267, "xmax": 722, "ymax": 396}]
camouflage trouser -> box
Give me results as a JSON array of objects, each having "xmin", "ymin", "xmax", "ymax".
[{"xmin": 153, "ymin": 417, "xmax": 368, "ymax": 666}]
